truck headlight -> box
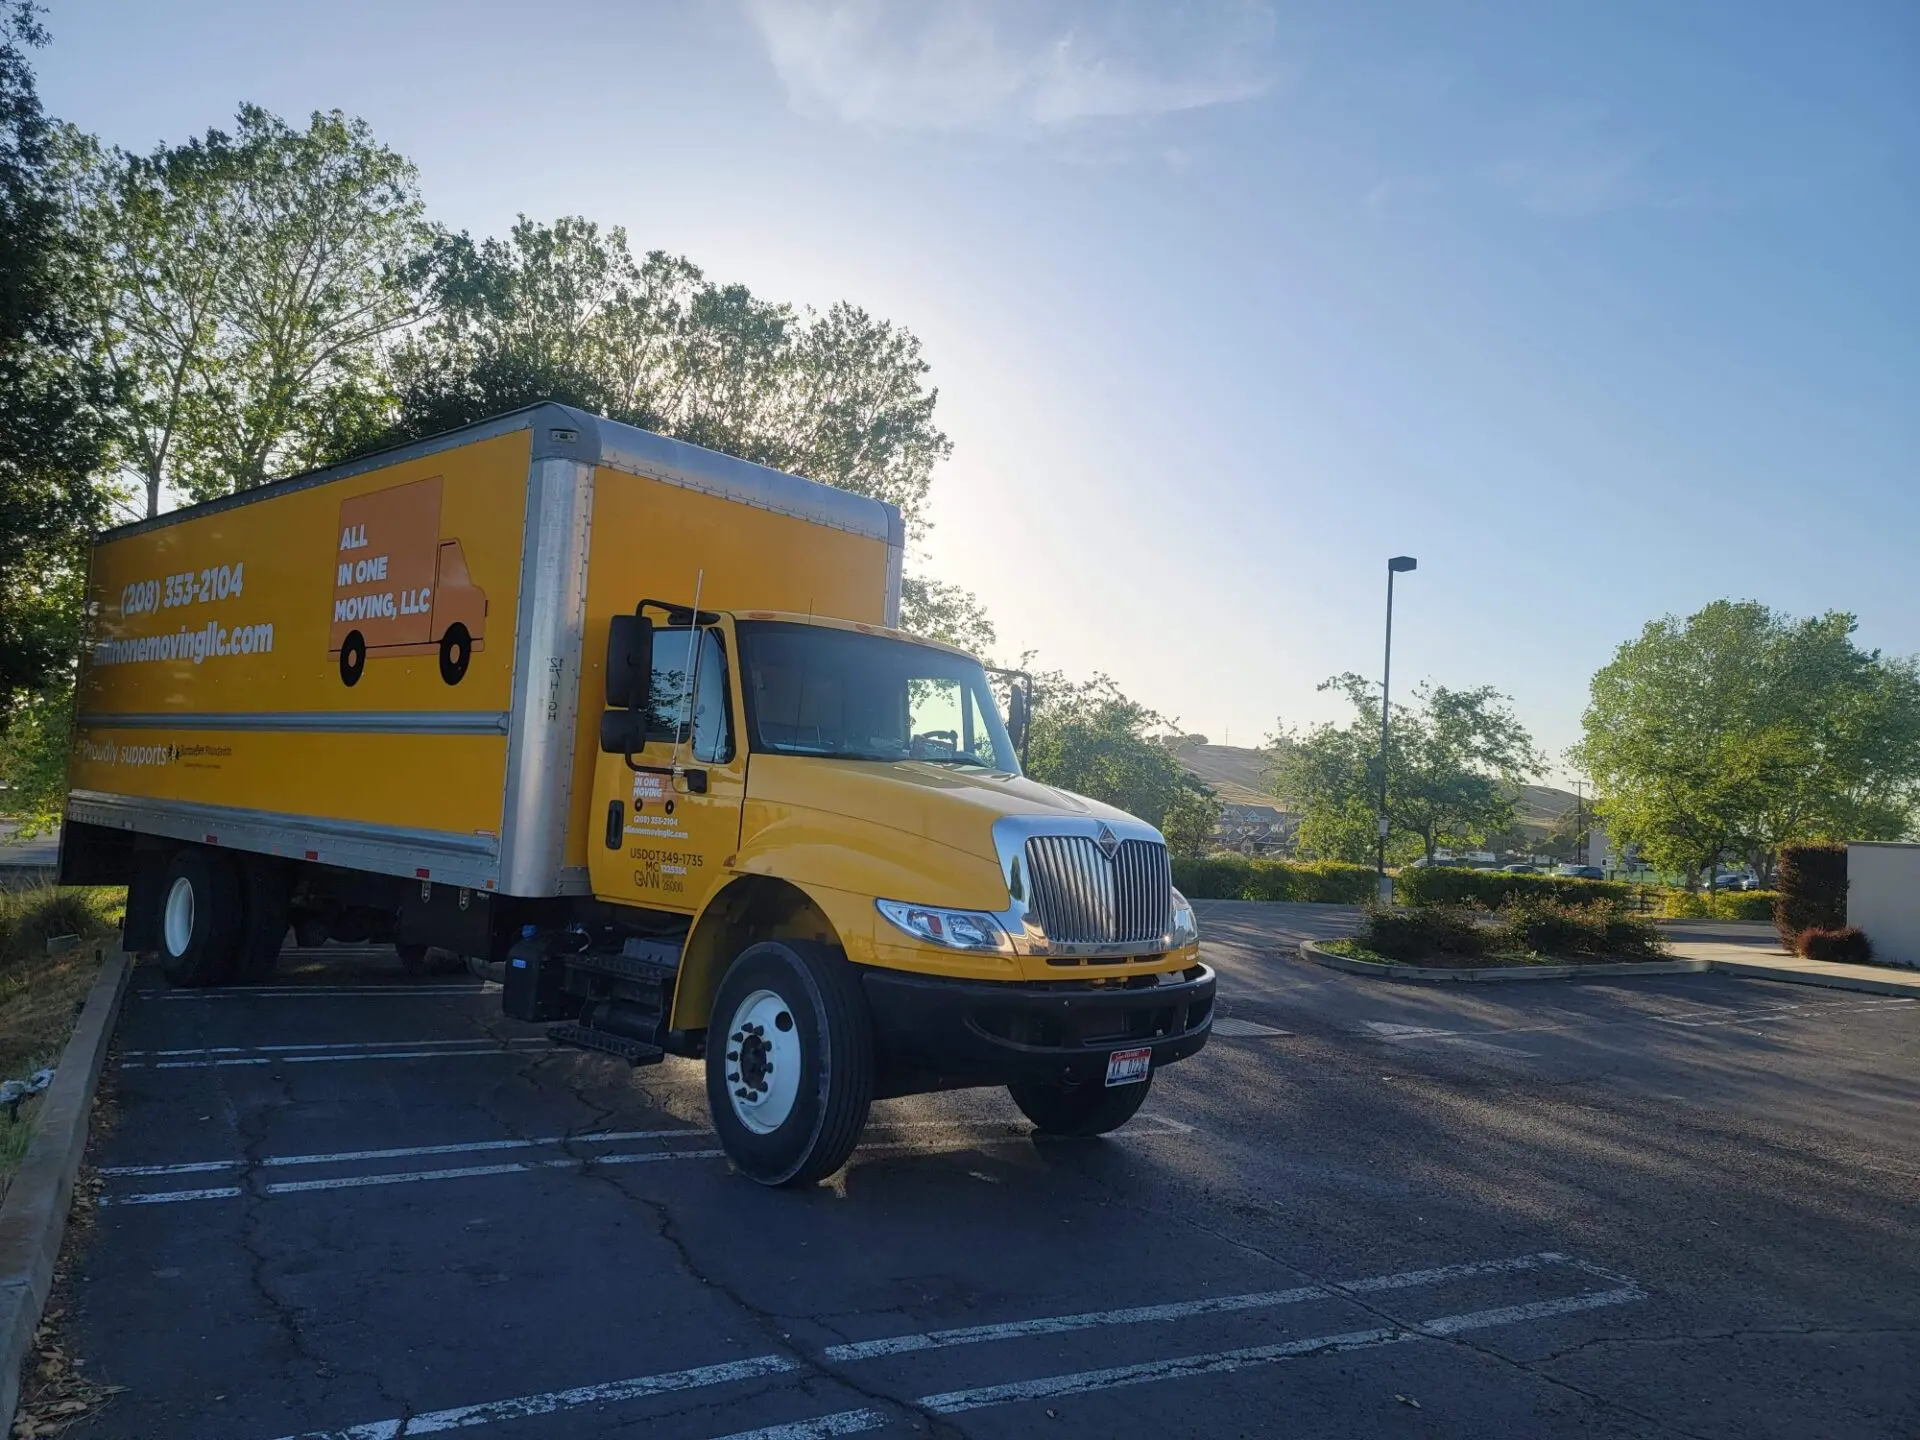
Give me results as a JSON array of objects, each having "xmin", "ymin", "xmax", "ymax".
[
  {"xmin": 876, "ymin": 899, "xmax": 1014, "ymax": 953},
  {"xmin": 1170, "ymin": 887, "xmax": 1199, "ymax": 948}
]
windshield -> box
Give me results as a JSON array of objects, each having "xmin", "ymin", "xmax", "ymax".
[{"xmin": 736, "ymin": 621, "xmax": 1020, "ymax": 774}]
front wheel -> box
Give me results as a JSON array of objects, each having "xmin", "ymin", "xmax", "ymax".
[
  {"xmin": 1009, "ymin": 1071, "xmax": 1154, "ymax": 1137},
  {"xmin": 705, "ymin": 940, "xmax": 874, "ymax": 1187},
  {"xmin": 438, "ymin": 623, "xmax": 471, "ymax": 685}
]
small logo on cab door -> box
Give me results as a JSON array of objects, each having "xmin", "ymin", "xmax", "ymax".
[{"xmin": 1096, "ymin": 823, "xmax": 1120, "ymax": 861}]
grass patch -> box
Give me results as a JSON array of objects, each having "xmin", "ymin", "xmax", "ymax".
[{"xmin": 0, "ymin": 887, "xmax": 123, "ymax": 1201}]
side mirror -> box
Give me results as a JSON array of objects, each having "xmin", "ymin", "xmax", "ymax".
[
  {"xmin": 598, "ymin": 709, "xmax": 647, "ymax": 756},
  {"xmin": 1006, "ymin": 684, "xmax": 1029, "ymax": 749},
  {"xmin": 605, "ymin": 614, "xmax": 653, "ymax": 710}
]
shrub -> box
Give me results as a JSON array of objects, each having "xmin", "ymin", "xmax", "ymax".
[
  {"xmin": 1492, "ymin": 898, "xmax": 1668, "ymax": 960},
  {"xmin": 1355, "ymin": 902, "xmax": 1488, "ymax": 962},
  {"xmin": 1773, "ymin": 844, "xmax": 1848, "ymax": 949},
  {"xmin": 1657, "ymin": 889, "xmax": 1778, "ymax": 922},
  {"xmin": 1172, "ymin": 856, "xmax": 1377, "ymax": 904},
  {"xmin": 1796, "ymin": 925, "xmax": 1873, "ymax": 964},
  {"xmin": 1394, "ymin": 866, "xmax": 1632, "ymax": 910}
]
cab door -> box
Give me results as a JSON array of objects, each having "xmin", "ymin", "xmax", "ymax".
[{"xmin": 588, "ymin": 620, "xmax": 745, "ymax": 916}]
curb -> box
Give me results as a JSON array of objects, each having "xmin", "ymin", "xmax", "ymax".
[
  {"xmin": 1298, "ymin": 940, "xmax": 1709, "ymax": 984},
  {"xmin": 0, "ymin": 947, "xmax": 130, "ymax": 1432},
  {"xmin": 1702, "ymin": 957, "xmax": 1920, "ymax": 998}
]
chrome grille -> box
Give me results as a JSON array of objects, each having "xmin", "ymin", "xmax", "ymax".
[{"xmin": 1023, "ymin": 836, "xmax": 1173, "ymax": 947}]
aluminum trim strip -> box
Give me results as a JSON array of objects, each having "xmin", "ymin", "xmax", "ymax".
[
  {"xmin": 64, "ymin": 791, "xmax": 506, "ymax": 891},
  {"xmin": 75, "ymin": 711, "xmax": 510, "ymax": 735}
]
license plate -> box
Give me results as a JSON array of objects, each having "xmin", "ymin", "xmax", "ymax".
[{"xmin": 1104, "ymin": 1047, "xmax": 1152, "ymax": 1088}]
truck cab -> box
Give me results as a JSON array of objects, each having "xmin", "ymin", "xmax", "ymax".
[{"xmin": 511, "ymin": 604, "xmax": 1214, "ymax": 1185}]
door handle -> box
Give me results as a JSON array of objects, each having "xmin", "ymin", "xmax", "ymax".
[{"xmin": 604, "ymin": 799, "xmax": 624, "ymax": 849}]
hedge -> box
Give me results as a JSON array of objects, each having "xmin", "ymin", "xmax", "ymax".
[
  {"xmin": 1353, "ymin": 899, "xmax": 1666, "ymax": 963},
  {"xmin": 1657, "ymin": 889, "xmax": 1779, "ymax": 922},
  {"xmin": 1392, "ymin": 866, "xmax": 1632, "ymax": 909},
  {"xmin": 1173, "ymin": 856, "xmax": 1378, "ymax": 904}
]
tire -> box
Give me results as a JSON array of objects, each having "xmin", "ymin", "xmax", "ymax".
[
  {"xmin": 339, "ymin": 630, "xmax": 367, "ymax": 687},
  {"xmin": 438, "ymin": 623, "xmax": 471, "ymax": 685},
  {"xmin": 157, "ymin": 847, "xmax": 243, "ymax": 988},
  {"xmin": 234, "ymin": 856, "xmax": 291, "ymax": 983},
  {"xmin": 1009, "ymin": 1071, "xmax": 1154, "ymax": 1137},
  {"xmin": 397, "ymin": 943, "xmax": 431, "ymax": 976},
  {"xmin": 706, "ymin": 940, "xmax": 874, "ymax": 1187}
]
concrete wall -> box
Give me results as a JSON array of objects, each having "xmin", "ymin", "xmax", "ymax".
[{"xmin": 1846, "ymin": 842, "xmax": 1920, "ymax": 968}]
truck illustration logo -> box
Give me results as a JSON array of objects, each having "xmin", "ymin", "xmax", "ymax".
[{"xmin": 328, "ymin": 476, "xmax": 487, "ymax": 687}]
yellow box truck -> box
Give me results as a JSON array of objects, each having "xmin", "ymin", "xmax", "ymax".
[{"xmin": 62, "ymin": 405, "xmax": 1213, "ymax": 1184}]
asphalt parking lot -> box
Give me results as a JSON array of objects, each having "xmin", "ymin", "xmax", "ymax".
[{"xmin": 53, "ymin": 909, "xmax": 1920, "ymax": 1439}]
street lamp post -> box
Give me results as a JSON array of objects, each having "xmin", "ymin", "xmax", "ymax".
[{"xmin": 1378, "ymin": 556, "xmax": 1418, "ymax": 902}]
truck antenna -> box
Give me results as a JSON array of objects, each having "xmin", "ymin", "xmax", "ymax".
[{"xmin": 671, "ymin": 570, "xmax": 705, "ymax": 777}]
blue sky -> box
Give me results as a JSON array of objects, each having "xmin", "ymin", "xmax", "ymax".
[{"xmin": 36, "ymin": 1, "xmax": 1919, "ymax": 775}]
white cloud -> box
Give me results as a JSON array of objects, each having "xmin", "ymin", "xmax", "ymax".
[{"xmin": 742, "ymin": 0, "xmax": 1278, "ymax": 134}]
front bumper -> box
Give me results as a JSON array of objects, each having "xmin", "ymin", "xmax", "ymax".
[{"xmin": 860, "ymin": 961, "xmax": 1215, "ymax": 1096}]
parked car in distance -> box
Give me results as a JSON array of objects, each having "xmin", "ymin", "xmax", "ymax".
[
  {"xmin": 1713, "ymin": 870, "xmax": 1760, "ymax": 891},
  {"xmin": 1555, "ymin": 865, "xmax": 1606, "ymax": 880},
  {"xmin": 1501, "ymin": 863, "xmax": 1538, "ymax": 874}
]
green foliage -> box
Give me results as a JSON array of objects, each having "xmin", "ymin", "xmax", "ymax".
[
  {"xmin": 371, "ymin": 215, "xmax": 950, "ymax": 535},
  {"xmin": 1272, "ymin": 674, "xmax": 1542, "ymax": 865},
  {"xmin": 1394, "ymin": 865, "xmax": 1631, "ymax": 909},
  {"xmin": 0, "ymin": 676, "xmax": 72, "ymax": 835},
  {"xmin": 1159, "ymin": 786, "xmax": 1222, "ymax": 861},
  {"xmin": 1796, "ymin": 925, "xmax": 1872, "ymax": 965},
  {"xmin": 1772, "ymin": 842, "xmax": 1848, "ymax": 949},
  {"xmin": 1656, "ymin": 888, "xmax": 1777, "ymax": 922},
  {"xmin": 898, "ymin": 575, "xmax": 995, "ymax": 656},
  {"xmin": 1495, "ymin": 898, "xmax": 1667, "ymax": 960},
  {"xmin": 1023, "ymin": 672, "xmax": 1212, "ymax": 834},
  {"xmin": 0, "ymin": 884, "xmax": 119, "ymax": 969},
  {"xmin": 1356, "ymin": 902, "xmax": 1487, "ymax": 961},
  {"xmin": 0, "ymin": 4, "xmax": 110, "ymax": 724},
  {"xmin": 1170, "ymin": 856, "xmax": 1377, "ymax": 904},
  {"xmin": 1578, "ymin": 601, "xmax": 1920, "ymax": 884},
  {"xmin": 1351, "ymin": 895, "xmax": 1664, "ymax": 964},
  {"xmin": 62, "ymin": 104, "xmax": 433, "ymax": 510}
]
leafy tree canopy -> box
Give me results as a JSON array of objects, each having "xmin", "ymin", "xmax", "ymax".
[
  {"xmin": 1271, "ymin": 674, "xmax": 1543, "ymax": 864},
  {"xmin": 1023, "ymin": 672, "xmax": 1220, "ymax": 855},
  {"xmin": 1576, "ymin": 600, "xmax": 1920, "ymax": 884}
]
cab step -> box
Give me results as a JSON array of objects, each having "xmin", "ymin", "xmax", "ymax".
[
  {"xmin": 547, "ymin": 1022, "xmax": 665, "ymax": 1067},
  {"xmin": 561, "ymin": 949, "xmax": 677, "ymax": 986}
]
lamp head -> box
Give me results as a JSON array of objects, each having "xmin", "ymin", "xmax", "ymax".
[{"xmin": 1388, "ymin": 556, "xmax": 1418, "ymax": 573}]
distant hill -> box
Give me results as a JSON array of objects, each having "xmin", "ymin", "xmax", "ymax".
[{"xmin": 1168, "ymin": 742, "xmax": 1578, "ymax": 839}]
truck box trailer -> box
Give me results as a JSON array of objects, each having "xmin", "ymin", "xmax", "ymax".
[{"xmin": 62, "ymin": 404, "xmax": 1212, "ymax": 1184}]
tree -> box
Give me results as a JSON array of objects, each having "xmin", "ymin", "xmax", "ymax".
[
  {"xmin": 62, "ymin": 104, "xmax": 434, "ymax": 511},
  {"xmin": 1023, "ymin": 673, "xmax": 1218, "ymax": 843},
  {"xmin": 372, "ymin": 216, "xmax": 951, "ymax": 533},
  {"xmin": 1577, "ymin": 601, "xmax": 1920, "ymax": 887},
  {"xmin": 0, "ymin": 1, "xmax": 109, "ymax": 817},
  {"xmin": 898, "ymin": 575, "xmax": 995, "ymax": 655},
  {"xmin": 1271, "ymin": 674, "xmax": 1544, "ymax": 864}
]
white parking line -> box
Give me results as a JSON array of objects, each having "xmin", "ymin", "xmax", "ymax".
[
  {"xmin": 820, "ymin": 1251, "xmax": 1572, "ymax": 1360},
  {"xmin": 99, "ymin": 1114, "xmax": 1196, "ymax": 1205},
  {"xmin": 120, "ymin": 1042, "xmax": 545, "ymax": 1069},
  {"xmin": 277, "ymin": 1354, "xmax": 799, "ymax": 1439},
  {"xmin": 260, "ymin": 1254, "xmax": 1644, "ymax": 1440},
  {"xmin": 121, "ymin": 1038, "xmax": 548, "ymax": 1057}
]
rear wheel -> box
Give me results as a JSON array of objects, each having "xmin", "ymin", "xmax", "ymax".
[
  {"xmin": 1009, "ymin": 1071, "xmax": 1153, "ymax": 1137},
  {"xmin": 705, "ymin": 940, "xmax": 873, "ymax": 1187},
  {"xmin": 234, "ymin": 856, "xmax": 290, "ymax": 983},
  {"xmin": 438, "ymin": 623, "xmax": 471, "ymax": 685},
  {"xmin": 158, "ymin": 847, "xmax": 242, "ymax": 988}
]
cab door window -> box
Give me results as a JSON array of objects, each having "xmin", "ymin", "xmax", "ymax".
[{"xmin": 648, "ymin": 627, "xmax": 733, "ymax": 763}]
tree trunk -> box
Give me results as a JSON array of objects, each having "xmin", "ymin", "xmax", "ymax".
[{"xmin": 145, "ymin": 466, "xmax": 161, "ymax": 519}]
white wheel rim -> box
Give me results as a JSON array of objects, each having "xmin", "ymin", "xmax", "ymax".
[
  {"xmin": 724, "ymin": 988, "xmax": 803, "ymax": 1135},
  {"xmin": 163, "ymin": 876, "xmax": 195, "ymax": 957}
]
